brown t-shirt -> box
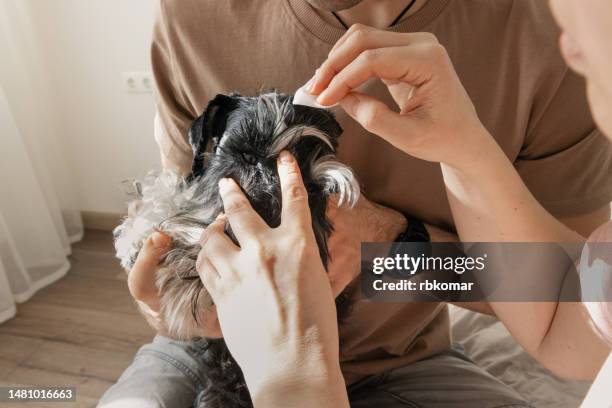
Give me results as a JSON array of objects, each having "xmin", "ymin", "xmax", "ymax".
[{"xmin": 151, "ymin": 0, "xmax": 612, "ymax": 383}]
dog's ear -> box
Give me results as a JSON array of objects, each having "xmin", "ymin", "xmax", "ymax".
[
  {"xmin": 292, "ymin": 104, "xmax": 343, "ymax": 149},
  {"xmin": 318, "ymin": 110, "xmax": 343, "ymax": 143},
  {"xmin": 314, "ymin": 113, "xmax": 343, "ymax": 153},
  {"xmin": 188, "ymin": 94, "xmax": 239, "ymax": 178}
]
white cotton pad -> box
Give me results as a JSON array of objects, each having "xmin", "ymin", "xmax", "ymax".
[{"xmin": 293, "ymin": 83, "xmax": 338, "ymax": 109}]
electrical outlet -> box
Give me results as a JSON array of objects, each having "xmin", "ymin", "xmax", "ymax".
[{"xmin": 122, "ymin": 71, "xmax": 154, "ymax": 93}]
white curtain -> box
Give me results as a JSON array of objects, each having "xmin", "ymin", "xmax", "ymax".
[{"xmin": 0, "ymin": 0, "xmax": 83, "ymax": 323}]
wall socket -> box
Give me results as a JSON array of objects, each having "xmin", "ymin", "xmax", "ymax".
[{"xmin": 122, "ymin": 71, "xmax": 154, "ymax": 93}]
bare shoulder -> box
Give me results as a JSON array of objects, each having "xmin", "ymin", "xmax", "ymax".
[
  {"xmin": 582, "ymin": 220, "xmax": 612, "ymax": 267},
  {"xmin": 588, "ymin": 220, "xmax": 612, "ymax": 243}
]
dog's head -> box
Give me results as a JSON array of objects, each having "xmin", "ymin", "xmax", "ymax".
[
  {"xmin": 185, "ymin": 92, "xmax": 358, "ymax": 265},
  {"xmin": 114, "ymin": 92, "xmax": 359, "ymax": 340}
]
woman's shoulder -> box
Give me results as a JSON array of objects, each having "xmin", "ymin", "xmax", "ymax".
[
  {"xmin": 588, "ymin": 220, "xmax": 612, "ymax": 243},
  {"xmin": 583, "ymin": 220, "xmax": 612, "ymax": 266}
]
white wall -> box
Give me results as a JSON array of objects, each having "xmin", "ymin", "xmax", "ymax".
[{"xmin": 26, "ymin": 0, "xmax": 161, "ymax": 214}]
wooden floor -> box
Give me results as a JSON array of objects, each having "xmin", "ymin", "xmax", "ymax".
[{"xmin": 0, "ymin": 230, "xmax": 155, "ymax": 408}]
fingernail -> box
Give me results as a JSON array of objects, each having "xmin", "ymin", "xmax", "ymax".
[
  {"xmin": 151, "ymin": 232, "xmax": 170, "ymax": 248},
  {"xmin": 311, "ymin": 69, "xmax": 323, "ymax": 92},
  {"xmin": 339, "ymin": 93, "xmax": 358, "ymax": 116},
  {"xmin": 215, "ymin": 212, "xmax": 227, "ymax": 221},
  {"xmin": 278, "ymin": 151, "xmax": 294, "ymax": 164},
  {"xmin": 316, "ymin": 90, "xmax": 330, "ymax": 105},
  {"xmin": 306, "ymin": 75, "xmax": 316, "ymax": 93}
]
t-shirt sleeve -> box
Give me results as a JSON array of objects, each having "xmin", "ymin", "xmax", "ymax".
[
  {"xmin": 151, "ymin": 0, "xmax": 196, "ymax": 175},
  {"xmin": 515, "ymin": 69, "xmax": 612, "ymax": 218}
]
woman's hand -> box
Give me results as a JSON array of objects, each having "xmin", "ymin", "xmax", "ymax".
[
  {"xmin": 196, "ymin": 151, "xmax": 349, "ymax": 408},
  {"xmin": 311, "ymin": 24, "xmax": 495, "ymax": 171}
]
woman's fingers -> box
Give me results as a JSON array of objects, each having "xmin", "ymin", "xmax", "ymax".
[
  {"xmin": 277, "ymin": 151, "xmax": 312, "ymax": 229},
  {"xmin": 198, "ymin": 216, "xmax": 239, "ymax": 277},
  {"xmin": 317, "ymin": 43, "xmax": 445, "ymax": 106},
  {"xmin": 218, "ymin": 178, "xmax": 267, "ymax": 244},
  {"xmin": 199, "ymin": 153, "xmax": 315, "ymax": 302},
  {"xmin": 339, "ymin": 92, "xmax": 419, "ymax": 150},
  {"xmin": 329, "ymin": 23, "xmax": 372, "ymax": 54},
  {"xmin": 197, "ymin": 253, "xmax": 222, "ymax": 299},
  {"xmin": 313, "ymin": 27, "xmax": 436, "ymax": 94}
]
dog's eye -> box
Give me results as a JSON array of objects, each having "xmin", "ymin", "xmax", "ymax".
[{"xmin": 240, "ymin": 152, "xmax": 258, "ymax": 165}]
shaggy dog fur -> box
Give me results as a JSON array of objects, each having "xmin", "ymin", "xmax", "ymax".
[{"xmin": 114, "ymin": 92, "xmax": 359, "ymax": 407}]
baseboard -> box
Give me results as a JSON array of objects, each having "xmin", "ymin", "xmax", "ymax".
[{"xmin": 81, "ymin": 211, "xmax": 124, "ymax": 231}]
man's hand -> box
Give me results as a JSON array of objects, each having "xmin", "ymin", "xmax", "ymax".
[
  {"xmin": 127, "ymin": 232, "xmax": 171, "ymax": 333},
  {"xmin": 327, "ymin": 196, "xmax": 406, "ymax": 296},
  {"xmin": 310, "ymin": 24, "xmax": 494, "ymax": 172}
]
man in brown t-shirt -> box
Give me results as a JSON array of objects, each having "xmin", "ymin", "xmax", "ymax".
[{"xmin": 99, "ymin": 0, "xmax": 612, "ymax": 407}]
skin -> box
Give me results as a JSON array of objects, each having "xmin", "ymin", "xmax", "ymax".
[
  {"xmin": 127, "ymin": 232, "xmax": 170, "ymax": 333},
  {"xmin": 550, "ymin": 0, "xmax": 612, "ymax": 139},
  {"xmin": 310, "ymin": 21, "xmax": 611, "ymax": 379}
]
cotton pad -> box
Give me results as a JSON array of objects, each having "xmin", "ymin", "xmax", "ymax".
[{"xmin": 293, "ymin": 83, "xmax": 338, "ymax": 109}]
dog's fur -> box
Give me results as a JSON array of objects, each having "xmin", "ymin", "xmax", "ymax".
[{"xmin": 114, "ymin": 92, "xmax": 359, "ymax": 407}]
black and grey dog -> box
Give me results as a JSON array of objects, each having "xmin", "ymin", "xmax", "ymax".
[{"xmin": 114, "ymin": 92, "xmax": 359, "ymax": 407}]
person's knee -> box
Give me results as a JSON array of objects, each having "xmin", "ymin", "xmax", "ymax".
[{"xmin": 98, "ymin": 336, "xmax": 206, "ymax": 408}]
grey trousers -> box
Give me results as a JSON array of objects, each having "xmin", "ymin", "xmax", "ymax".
[{"xmin": 98, "ymin": 335, "xmax": 532, "ymax": 408}]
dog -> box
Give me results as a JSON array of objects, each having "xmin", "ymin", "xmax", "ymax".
[{"xmin": 114, "ymin": 92, "xmax": 359, "ymax": 407}]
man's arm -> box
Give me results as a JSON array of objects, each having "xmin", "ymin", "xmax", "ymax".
[
  {"xmin": 154, "ymin": 113, "xmax": 189, "ymax": 174},
  {"xmin": 151, "ymin": 1, "xmax": 197, "ymax": 175}
]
